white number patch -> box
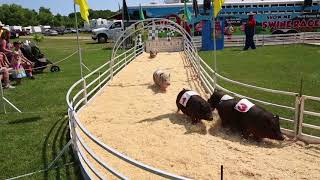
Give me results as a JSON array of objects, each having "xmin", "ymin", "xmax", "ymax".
[
  {"xmin": 179, "ymin": 91, "xmax": 199, "ymax": 107},
  {"xmin": 235, "ymin": 99, "xmax": 255, "ymax": 113},
  {"xmin": 220, "ymin": 94, "xmax": 234, "ymax": 101}
]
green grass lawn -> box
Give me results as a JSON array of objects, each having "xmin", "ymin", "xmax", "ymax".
[
  {"xmin": 0, "ymin": 39, "xmax": 111, "ymax": 179},
  {"xmin": 0, "ymin": 39, "xmax": 319, "ymax": 179}
]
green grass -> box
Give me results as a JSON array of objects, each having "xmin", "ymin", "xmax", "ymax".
[
  {"xmin": 1, "ymin": 39, "xmax": 319, "ymax": 179},
  {"xmin": 0, "ymin": 39, "xmax": 112, "ymax": 179},
  {"xmin": 199, "ymin": 44, "xmax": 320, "ymax": 135}
]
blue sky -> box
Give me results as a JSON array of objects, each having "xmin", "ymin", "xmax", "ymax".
[{"xmin": 1, "ymin": 0, "xmax": 160, "ymax": 15}]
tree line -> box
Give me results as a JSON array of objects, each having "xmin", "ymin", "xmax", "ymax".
[{"xmin": 0, "ymin": 4, "xmax": 117, "ymax": 28}]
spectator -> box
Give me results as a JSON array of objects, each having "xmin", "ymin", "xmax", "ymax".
[
  {"xmin": 0, "ymin": 52, "xmax": 15, "ymax": 89},
  {"xmin": 0, "ymin": 30, "xmax": 13, "ymax": 61},
  {"xmin": 243, "ymin": 12, "xmax": 256, "ymax": 50},
  {"xmin": 0, "ymin": 52, "xmax": 10, "ymax": 68},
  {"xmin": 0, "ymin": 21, "xmax": 4, "ymax": 38},
  {"xmin": 13, "ymin": 41, "xmax": 35, "ymax": 79},
  {"xmin": 11, "ymin": 52, "xmax": 26, "ymax": 85}
]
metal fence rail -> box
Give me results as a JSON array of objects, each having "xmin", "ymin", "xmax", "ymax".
[
  {"xmin": 66, "ymin": 18, "xmax": 320, "ymax": 180},
  {"xmin": 67, "ymin": 18, "xmax": 195, "ymax": 179},
  {"xmin": 192, "ymin": 32, "xmax": 320, "ymax": 48},
  {"xmin": 183, "ymin": 38, "xmax": 320, "ymax": 142},
  {"xmin": 297, "ymin": 95, "xmax": 320, "ymax": 144}
]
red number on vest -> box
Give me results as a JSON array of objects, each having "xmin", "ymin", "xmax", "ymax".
[{"xmin": 238, "ymin": 103, "xmax": 248, "ymax": 112}]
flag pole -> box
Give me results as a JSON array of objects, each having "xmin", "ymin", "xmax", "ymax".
[
  {"xmin": 73, "ymin": 2, "xmax": 87, "ymax": 103},
  {"xmin": 213, "ymin": 16, "xmax": 217, "ymax": 90},
  {"xmin": 73, "ymin": 3, "xmax": 84, "ymax": 79},
  {"xmin": 211, "ymin": 3, "xmax": 218, "ymax": 89}
]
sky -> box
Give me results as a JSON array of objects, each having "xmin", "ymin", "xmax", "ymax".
[{"xmin": 1, "ymin": 0, "xmax": 163, "ymax": 15}]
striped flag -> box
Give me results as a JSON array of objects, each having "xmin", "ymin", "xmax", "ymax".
[
  {"xmin": 184, "ymin": 0, "xmax": 192, "ymax": 23},
  {"xmin": 213, "ymin": 0, "xmax": 224, "ymax": 18},
  {"xmin": 123, "ymin": 0, "xmax": 130, "ymax": 22},
  {"xmin": 74, "ymin": 0, "xmax": 90, "ymax": 22},
  {"xmin": 139, "ymin": 4, "xmax": 145, "ymax": 20}
]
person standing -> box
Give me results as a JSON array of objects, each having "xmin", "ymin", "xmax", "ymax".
[
  {"xmin": 243, "ymin": 12, "xmax": 256, "ymax": 50},
  {"xmin": 0, "ymin": 21, "xmax": 4, "ymax": 38},
  {"xmin": 0, "ymin": 30, "xmax": 14, "ymax": 60}
]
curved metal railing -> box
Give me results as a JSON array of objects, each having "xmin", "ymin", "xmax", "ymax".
[
  {"xmin": 67, "ymin": 18, "xmax": 196, "ymax": 179},
  {"xmin": 183, "ymin": 38, "xmax": 320, "ymax": 143},
  {"xmin": 66, "ymin": 18, "xmax": 320, "ymax": 180}
]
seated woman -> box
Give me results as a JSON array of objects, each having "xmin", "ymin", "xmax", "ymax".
[
  {"xmin": 0, "ymin": 52, "xmax": 10, "ymax": 67},
  {"xmin": 13, "ymin": 41, "xmax": 34, "ymax": 79},
  {"xmin": 0, "ymin": 52, "xmax": 14, "ymax": 89}
]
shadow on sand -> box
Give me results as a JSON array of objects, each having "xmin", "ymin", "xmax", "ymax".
[{"xmin": 137, "ymin": 112, "xmax": 207, "ymax": 135}]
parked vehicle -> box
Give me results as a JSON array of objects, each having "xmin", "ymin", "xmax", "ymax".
[
  {"xmin": 43, "ymin": 29, "xmax": 59, "ymax": 36},
  {"xmin": 91, "ymin": 20, "xmax": 124, "ymax": 43},
  {"xmin": 10, "ymin": 31, "xmax": 19, "ymax": 39},
  {"xmin": 16, "ymin": 30, "xmax": 30, "ymax": 36},
  {"xmin": 53, "ymin": 27, "xmax": 65, "ymax": 35},
  {"xmin": 64, "ymin": 28, "xmax": 77, "ymax": 33},
  {"xmin": 32, "ymin": 26, "xmax": 42, "ymax": 33}
]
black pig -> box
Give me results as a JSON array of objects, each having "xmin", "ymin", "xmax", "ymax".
[
  {"xmin": 176, "ymin": 89, "xmax": 213, "ymax": 124},
  {"xmin": 208, "ymin": 90, "xmax": 284, "ymax": 141}
]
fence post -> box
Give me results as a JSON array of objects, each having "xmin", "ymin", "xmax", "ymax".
[
  {"xmin": 262, "ymin": 35, "xmax": 265, "ymax": 46},
  {"xmin": 243, "ymin": 37, "xmax": 245, "ymax": 47},
  {"xmin": 98, "ymin": 70, "xmax": 101, "ymax": 90},
  {"xmin": 294, "ymin": 95, "xmax": 301, "ymax": 138},
  {"xmin": 255, "ymin": 36, "xmax": 258, "ymax": 46},
  {"xmin": 110, "ymin": 58, "xmax": 114, "ymax": 80},
  {"xmin": 82, "ymin": 78, "xmax": 88, "ymax": 104},
  {"xmin": 0, "ymin": 84, "xmax": 6, "ymax": 114},
  {"xmin": 70, "ymin": 110, "xmax": 78, "ymax": 153},
  {"xmin": 297, "ymin": 96, "xmax": 305, "ymax": 138}
]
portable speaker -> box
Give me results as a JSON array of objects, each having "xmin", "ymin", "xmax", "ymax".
[{"xmin": 304, "ymin": 0, "xmax": 312, "ymax": 6}]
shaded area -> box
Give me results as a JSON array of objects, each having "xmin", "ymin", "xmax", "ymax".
[
  {"xmin": 137, "ymin": 112, "xmax": 207, "ymax": 135},
  {"xmin": 8, "ymin": 116, "xmax": 41, "ymax": 124}
]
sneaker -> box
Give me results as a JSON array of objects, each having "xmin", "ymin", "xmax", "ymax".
[{"xmin": 4, "ymin": 84, "xmax": 15, "ymax": 89}]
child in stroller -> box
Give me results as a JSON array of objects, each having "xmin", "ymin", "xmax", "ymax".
[{"xmin": 20, "ymin": 41, "xmax": 60, "ymax": 73}]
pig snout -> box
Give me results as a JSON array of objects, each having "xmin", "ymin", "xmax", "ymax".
[
  {"xmin": 274, "ymin": 133, "xmax": 285, "ymax": 141},
  {"xmin": 203, "ymin": 112, "xmax": 214, "ymax": 121}
]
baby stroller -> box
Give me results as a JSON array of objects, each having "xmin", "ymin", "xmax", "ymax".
[{"xmin": 20, "ymin": 41, "xmax": 60, "ymax": 73}]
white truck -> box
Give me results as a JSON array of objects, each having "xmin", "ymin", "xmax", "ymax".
[{"xmin": 91, "ymin": 20, "xmax": 124, "ymax": 43}]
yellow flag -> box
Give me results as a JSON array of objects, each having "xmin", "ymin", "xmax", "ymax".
[
  {"xmin": 213, "ymin": 0, "xmax": 224, "ymax": 18},
  {"xmin": 75, "ymin": 0, "xmax": 90, "ymax": 22}
]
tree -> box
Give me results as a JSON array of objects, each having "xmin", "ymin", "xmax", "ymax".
[
  {"xmin": 0, "ymin": 4, "xmax": 116, "ymax": 28},
  {"xmin": 37, "ymin": 7, "xmax": 54, "ymax": 26}
]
